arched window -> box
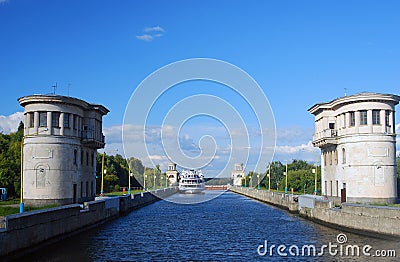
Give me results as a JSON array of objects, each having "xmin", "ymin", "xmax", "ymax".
[{"xmin": 342, "ymin": 148, "xmax": 346, "ymax": 164}]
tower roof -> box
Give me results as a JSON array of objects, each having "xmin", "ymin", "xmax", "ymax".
[
  {"xmin": 18, "ymin": 94, "xmax": 109, "ymax": 115},
  {"xmin": 308, "ymin": 92, "xmax": 400, "ymax": 115}
]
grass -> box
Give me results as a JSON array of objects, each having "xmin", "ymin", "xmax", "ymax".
[
  {"xmin": 0, "ymin": 199, "xmax": 19, "ymax": 205},
  {"xmin": 368, "ymin": 202, "xmax": 400, "ymax": 208},
  {"xmin": 102, "ymin": 189, "xmax": 147, "ymax": 197},
  {"xmin": 0, "ymin": 204, "xmax": 60, "ymax": 217}
]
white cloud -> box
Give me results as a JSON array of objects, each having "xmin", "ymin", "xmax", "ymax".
[
  {"xmin": 0, "ymin": 112, "xmax": 23, "ymax": 134},
  {"xmin": 136, "ymin": 26, "xmax": 165, "ymax": 41},
  {"xmin": 136, "ymin": 34, "xmax": 153, "ymax": 42},
  {"xmin": 144, "ymin": 26, "xmax": 165, "ymax": 33}
]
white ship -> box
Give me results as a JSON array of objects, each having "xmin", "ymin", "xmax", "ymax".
[{"xmin": 178, "ymin": 169, "xmax": 205, "ymax": 194}]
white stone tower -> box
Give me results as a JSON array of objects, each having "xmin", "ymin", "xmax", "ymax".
[
  {"xmin": 309, "ymin": 92, "xmax": 399, "ymax": 204},
  {"xmin": 231, "ymin": 163, "xmax": 245, "ymax": 186},
  {"xmin": 166, "ymin": 163, "xmax": 179, "ymax": 186},
  {"xmin": 18, "ymin": 95, "xmax": 109, "ymax": 206}
]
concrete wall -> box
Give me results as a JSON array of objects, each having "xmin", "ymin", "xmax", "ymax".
[
  {"xmin": 229, "ymin": 186, "xmax": 400, "ymax": 238},
  {"xmin": 299, "ymin": 199, "xmax": 400, "ymax": 237},
  {"xmin": 0, "ymin": 188, "xmax": 177, "ymax": 258},
  {"xmin": 228, "ymin": 186, "xmax": 298, "ymax": 212}
]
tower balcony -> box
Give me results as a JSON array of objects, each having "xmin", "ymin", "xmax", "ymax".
[
  {"xmin": 81, "ymin": 130, "xmax": 105, "ymax": 149},
  {"xmin": 312, "ymin": 129, "xmax": 338, "ymax": 148}
]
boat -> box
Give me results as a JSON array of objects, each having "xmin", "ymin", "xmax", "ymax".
[{"xmin": 178, "ymin": 169, "xmax": 205, "ymax": 194}]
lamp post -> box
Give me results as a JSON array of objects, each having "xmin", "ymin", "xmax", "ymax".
[
  {"xmin": 143, "ymin": 168, "xmax": 146, "ymax": 191},
  {"xmin": 20, "ymin": 137, "xmax": 24, "ymax": 213},
  {"xmin": 284, "ymin": 160, "xmax": 288, "ymax": 194},
  {"xmin": 268, "ymin": 163, "xmax": 271, "ymax": 191},
  {"xmin": 128, "ymin": 159, "xmax": 132, "ymax": 195},
  {"xmin": 313, "ymin": 153, "xmax": 318, "ymax": 195},
  {"xmin": 153, "ymin": 168, "xmax": 156, "ymax": 189},
  {"xmin": 100, "ymin": 152, "xmax": 106, "ymax": 197}
]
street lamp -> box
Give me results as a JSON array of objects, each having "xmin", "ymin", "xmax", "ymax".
[
  {"xmin": 128, "ymin": 159, "xmax": 132, "ymax": 195},
  {"xmin": 267, "ymin": 163, "xmax": 271, "ymax": 191},
  {"xmin": 20, "ymin": 137, "xmax": 24, "ymax": 213},
  {"xmin": 143, "ymin": 168, "xmax": 147, "ymax": 191},
  {"xmin": 284, "ymin": 160, "xmax": 288, "ymax": 194},
  {"xmin": 314, "ymin": 153, "xmax": 319, "ymax": 195},
  {"xmin": 153, "ymin": 168, "xmax": 156, "ymax": 189},
  {"xmin": 100, "ymin": 152, "xmax": 106, "ymax": 197}
]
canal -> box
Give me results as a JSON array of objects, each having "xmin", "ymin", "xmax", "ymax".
[{"xmin": 22, "ymin": 191, "xmax": 398, "ymax": 261}]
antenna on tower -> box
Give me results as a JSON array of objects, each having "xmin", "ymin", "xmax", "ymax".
[
  {"xmin": 52, "ymin": 83, "xmax": 58, "ymax": 95},
  {"xmin": 344, "ymin": 88, "xmax": 347, "ymax": 97}
]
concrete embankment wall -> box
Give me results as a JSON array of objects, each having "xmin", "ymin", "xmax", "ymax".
[
  {"xmin": 229, "ymin": 186, "xmax": 298, "ymax": 212},
  {"xmin": 299, "ymin": 200, "xmax": 400, "ymax": 238},
  {"xmin": 0, "ymin": 188, "xmax": 177, "ymax": 258},
  {"xmin": 229, "ymin": 186, "xmax": 400, "ymax": 238}
]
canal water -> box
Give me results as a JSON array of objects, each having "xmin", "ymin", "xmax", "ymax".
[{"xmin": 22, "ymin": 191, "xmax": 398, "ymax": 261}]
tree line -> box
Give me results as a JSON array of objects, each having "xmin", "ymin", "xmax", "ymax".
[
  {"xmin": 242, "ymin": 159, "xmax": 322, "ymax": 194},
  {"xmin": 1, "ymin": 122, "xmax": 400, "ymax": 197}
]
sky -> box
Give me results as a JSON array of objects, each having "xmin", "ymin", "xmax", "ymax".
[{"xmin": 0, "ymin": 0, "xmax": 399, "ymax": 176}]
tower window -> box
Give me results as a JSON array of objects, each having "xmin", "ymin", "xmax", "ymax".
[
  {"xmin": 39, "ymin": 112, "xmax": 47, "ymax": 127},
  {"xmin": 342, "ymin": 148, "xmax": 346, "ymax": 164},
  {"xmin": 349, "ymin": 112, "xmax": 355, "ymax": 127},
  {"xmin": 360, "ymin": 110, "xmax": 367, "ymax": 125},
  {"xmin": 385, "ymin": 110, "xmax": 390, "ymax": 127},
  {"xmin": 52, "ymin": 112, "xmax": 60, "ymax": 128},
  {"xmin": 86, "ymin": 151, "xmax": 89, "ymax": 166},
  {"xmin": 64, "ymin": 113, "xmax": 70, "ymax": 128},
  {"xmin": 74, "ymin": 149, "xmax": 78, "ymax": 165},
  {"xmin": 81, "ymin": 150, "xmax": 84, "ymax": 165},
  {"xmin": 28, "ymin": 112, "xmax": 34, "ymax": 128},
  {"xmin": 372, "ymin": 110, "xmax": 380, "ymax": 125}
]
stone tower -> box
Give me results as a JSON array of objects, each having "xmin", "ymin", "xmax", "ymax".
[
  {"xmin": 166, "ymin": 163, "xmax": 179, "ymax": 186},
  {"xmin": 309, "ymin": 92, "xmax": 399, "ymax": 204},
  {"xmin": 231, "ymin": 163, "xmax": 245, "ymax": 186},
  {"xmin": 18, "ymin": 95, "xmax": 109, "ymax": 206}
]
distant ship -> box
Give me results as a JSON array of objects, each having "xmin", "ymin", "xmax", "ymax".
[{"xmin": 178, "ymin": 169, "xmax": 205, "ymax": 194}]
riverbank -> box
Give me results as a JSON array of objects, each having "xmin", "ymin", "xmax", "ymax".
[
  {"xmin": 229, "ymin": 186, "xmax": 400, "ymax": 238},
  {"xmin": 0, "ymin": 188, "xmax": 177, "ymax": 259}
]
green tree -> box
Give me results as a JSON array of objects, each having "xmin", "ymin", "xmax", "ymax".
[{"xmin": 0, "ymin": 122, "xmax": 23, "ymax": 197}]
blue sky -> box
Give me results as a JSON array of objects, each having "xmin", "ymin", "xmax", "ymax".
[{"xmin": 0, "ymin": 0, "xmax": 399, "ymax": 175}]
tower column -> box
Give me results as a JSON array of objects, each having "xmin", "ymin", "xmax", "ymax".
[
  {"xmin": 367, "ymin": 110, "xmax": 373, "ymax": 133},
  {"xmin": 60, "ymin": 113, "xmax": 65, "ymax": 136},
  {"xmin": 34, "ymin": 111, "xmax": 39, "ymax": 134},
  {"xmin": 380, "ymin": 109, "xmax": 386, "ymax": 133}
]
